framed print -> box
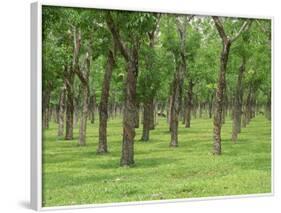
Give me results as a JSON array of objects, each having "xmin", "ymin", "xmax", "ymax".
[{"xmin": 31, "ymin": 1, "xmax": 273, "ymax": 210}]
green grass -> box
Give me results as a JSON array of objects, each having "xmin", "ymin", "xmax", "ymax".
[{"xmin": 42, "ymin": 115, "xmax": 271, "ymax": 207}]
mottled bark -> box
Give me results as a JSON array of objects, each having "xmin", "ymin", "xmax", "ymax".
[
  {"xmin": 208, "ymin": 93, "xmax": 214, "ymax": 119},
  {"xmin": 106, "ymin": 13, "xmax": 139, "ymax": 166},
  {"xmin": 97, "ymin": 50, "xmax": 115, "ymax": 153},
  {"xmin": 121, "ymin": 59, "xmax": 138, "ymax": 166},
  {"xmin": 232, "ymin": 59, "xmax": 245, "ymax": 142},
  {"xmin": 265, "ymin": 90, "xmax": 271, "ymax": 120},
  {"xmin": 57, "ymin": 86, "xmax": 66, "ymax": 137},
  {"xmin": 184, "ymin": 80, "xmax": 193, "ymax": 128},
  {"xmin": 141, "ymin": 98, "xmax": 153, "ymax": 141},
  {"xmin": 42, "ymin": 86, "xmax": 51, "ymax": 129},
  {"xmin": 72, "ymin": 27, "xmax": 90, "ymax": 146},
  {"xmin": 242, "ymin": 87, "xmax": 252, "ymax": 127},
  {"xmin": 90, "ymin": 93, "xmax": 96, "ymax": 124},
  {"xmin": 170, "ymin": 62, "xmax": 184, "ymax": 147},
  {"xmin": 170, "ymin": 16, "xmax": 189, "ymax": 147},
  {"xmin": 64, "ymin": 65, "xmax": 74, "ymax": 140},
  {"xmin": 213, "ymin": 40, "xmax": 231, "ymax": 155},
  {"xmin": 78, "ymin": 83, "xmax": 89, "ymax": 146},
  {"xmin": 212, "ymin": 16, "xmax": 250, "ymax": 155}
]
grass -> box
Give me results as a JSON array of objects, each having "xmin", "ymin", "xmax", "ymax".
[{"xmin": 42, "ymin": 115, "xmax": 271, "ymax": 207}]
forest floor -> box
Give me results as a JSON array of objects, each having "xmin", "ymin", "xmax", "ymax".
[{"xmin": 42, "ymin": 115, "xmax": 271, "ymax": 207}]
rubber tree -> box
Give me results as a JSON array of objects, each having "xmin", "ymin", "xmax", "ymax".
[
  {"xmin": 97, "ymin": 50, "xmax": 115, "ymax": 153},
  {"xmin": 139, "ymin": 14, "xmax": 161, "ymax": 141},
  {"xmin": 169, "ymin": 15, "xmax": 194, "ymax": 147},
  {"xmin": 106, "ymin": 12, "xmax": 158, "ymax": 166},
  {"xmin": 212, "ymin": 16, "xmax": 251, "ymax": 155}
]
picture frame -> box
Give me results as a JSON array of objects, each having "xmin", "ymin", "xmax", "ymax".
[{"xmin": 31, "ymin": 1, "xmax": 274, "ymax": 210}]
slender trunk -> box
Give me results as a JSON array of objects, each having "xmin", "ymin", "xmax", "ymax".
[
  {"xmin": 57, "ymin": 87, "xmax": 66, "ymax": 137},
  {"xmin": 213, "ymin": 40, "xmax": 231, "ymax": 155},
  {"xmin": 170, "ymin": 62, "xmax": 184, "ymax": 147},
  {"xmin": 121, "ymin": 58, "xmax": 138, "ymax": 166},
  {"xmin": 141, "ymin": 98, "xmax": 153, "ymax": 141},
  {"xmin": 97, "ymin": 50, "xmax": 115, "ymax": 153},
  {"xmin": 64, "ymin": 66, "xmax": 74, "ymax": 140},
  {"xmin": 42, "ymin": 88, "xmax": 51, "ymax": 129},
  {"xmin": 184, "ymin": 80, "xmax": 193, "ymax": 128},
  {"xmin": 242, "ymin": 87, "xmax": 252, "ymax": 127},
  {"xmin": 90, "ymin": 93, "xmax": 96, "ymax": 124},
  {"xmin": 78, "ymin": 84, "xmax": 89, "ymax": 146},
  {"xmin": 232, "ymin": 58, "xmax": 245, "ymax": 142},
  {"xmin": 170, "ymin": 17, "xmax": 188, "ymax": 146},
  {"xmin": 168, "ymin": 95, "xmax": 173, "ymax": 127}
]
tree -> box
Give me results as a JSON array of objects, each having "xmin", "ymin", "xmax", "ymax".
[
  {"xmin": 97, "ymin": 50, "xmax": 115, "ymax": 153},
  {"xmin": 139, "ymin": 14, "xmax": 161, "ymax": 141},
  {"xmin": 212, "ymin": 16, "xmax": 250, "ymax": 154},
  {"xmin": 106, "ymin": 12, "xmax": 157, "ymax": 166},
  {"xmin": 169, "ymin": 15, "xmax": 193, "ymax": 147}
]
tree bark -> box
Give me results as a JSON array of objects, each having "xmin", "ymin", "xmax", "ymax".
[
  {"xmin": 121, "ymin": 58, "xmax": 138, "ymax": 166},
  {"xmin": 170, "ymin": 62, "xmax": 184, "ymax": 147},
  {"xmin": 57, "ymin": 86, "xmax": 66, "ymax": 137},
  {"xmin": 184, "ymin": 80, "xmax": 193, "ymax": 128},
  {"xmin": 265, "ymin": 90, "xmax": 271, "ymax": 120},
  {"xmin": 141, "ymin": 98, "xmax": 153, "ymax": 141},
  {"xmin": 106, "ymin": 13, "xmax": 139, "ymax": 166},
  {"xmin": 42, "ymin": 86, "xmax": 51, "ymax": 129},
  {"xmin": 72, "ymin": 27, "xmax": 90, "ymax": 146},
  {"xmin": 232, "ymin": 58, "xmax": 245, "ymax": 142},
  {"xmin": 90, "ymin": 93, "xmax": 96, "ymax": 124},
  {"xmin": 212, "ymin": 16, "xmax": 250, "ymax": 155},
  {"xmin": 78, "ymin": 83, "xmax": 89, "ymax": 146},
  {"xmin": 213, "ymin": 39, "xmax": 231, "ymax": 155},
  {"xmin": 208, "ymin": 93, "xmax": 214, "ymax": 119},
  {"xmin": 97, "ymin": 50, "xmax": 115, "ymax": 153},
  {"xmin": 64, "ymin": 65, "xmax": 74, "ymax": 140},
  {"xmin": 170, "ymin": 16, "xmax": 188, "ymax": 147}
]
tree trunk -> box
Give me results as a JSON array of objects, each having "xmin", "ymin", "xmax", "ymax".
[
  {"xmin": 121, "ymin": 59, "xmax": 138, "ymax": 166},
  {"xmin": 149, "ymin": 100, "xmax": 155, "ymax": 130},
  {"xmin": 90, "ymin": 93, "xmax": 96, "ymax": 124},
  {"xmin": 97, "ymin": 50, "xmax": 115, "ymax": 153},
  {"xmin": 242, "ymin": 87, "xmax": 252, "ymax": 127},
  {"xmin": 64, "ymin": 66, "xmax": 74, "ymax": 140},
  {"xmin": 57, "ymin": 87, "xmax": 66, "ymax": 137},
  {"xmin": 213, "ymin": 40, "xmax": 231, "ymax": 155},
  {"xmin": 232, "ymin": 58, "xmax": 245, "ymax": 142},
  {"xmin": 170, "ymin": 17, "xmax": 188, "ymax": 147},
  {"xmin": 78, "ymin": 83, "xmax": 89, "ymax": 146},
  {"xmin": 42, "ymin": 87, "xmax": 51, "ymax": 129},
  {"xmin": 141, "ymin": 98, "xmax": 153, "ymax": 141},
  {"xmin": 168, "ymin": 95, "xmax": 173, "ymax": 127},
  {"xmin": 265, "ymin": 90, "xmax": 271, "ymax": 120},
  {"xmin": 170, "ymin": 63, "xmax": 184, "ymax": 147},
  {"xmin": 184, "ymin": 80, "xmax": 193, "ymax": 128}
]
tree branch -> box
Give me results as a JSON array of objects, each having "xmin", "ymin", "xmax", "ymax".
[
  {"xmin": 231, "ymin": 20, "xmax": 251, "ymax": 43},
  {"xmin": 105, "ymin": 12, "xmax": 130, "ymax": 62},
  {"xmin": 212, "ymin": 16, "xmax": 229, "ymax": 43}
]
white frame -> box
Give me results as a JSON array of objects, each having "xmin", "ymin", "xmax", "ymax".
[{"xmin": 31, "ymin": 1, "xmax": 274, "ymax": 211}]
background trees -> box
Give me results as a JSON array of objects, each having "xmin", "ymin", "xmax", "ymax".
[{"xmin": 42, "ymin": 6, "xmax": 271, "ymax": 166}]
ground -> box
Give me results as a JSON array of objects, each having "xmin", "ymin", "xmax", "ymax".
[{"xmin": 42, "ymin": 115, "xmax": 271, "ymax": 207}]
